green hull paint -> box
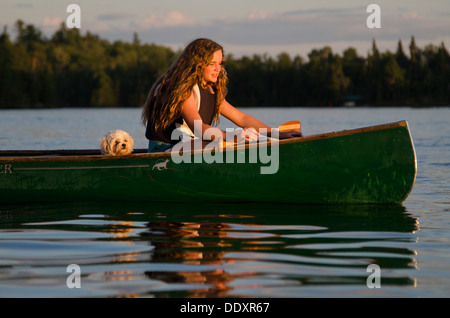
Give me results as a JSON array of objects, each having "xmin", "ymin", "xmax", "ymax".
[{"xmin": 0, "ymin": 121, "xmax": 417, "ymax": 205}]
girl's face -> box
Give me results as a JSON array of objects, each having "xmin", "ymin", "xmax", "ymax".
[{"xmin": 202, "ymin": 50, "xmax": 223, "ymax": 84}]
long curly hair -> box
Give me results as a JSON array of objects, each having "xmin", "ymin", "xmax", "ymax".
[{"xmin": 141, "ymin": 38, "xmax": 228, "ymax": 135}]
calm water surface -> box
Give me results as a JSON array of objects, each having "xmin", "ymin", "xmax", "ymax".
[{"xmin": 0, "ymin": 107, "xmax": 449, "ymax": 298}]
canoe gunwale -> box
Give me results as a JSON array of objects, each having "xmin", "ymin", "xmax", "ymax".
[
  {"xmin": 0, "ymin": 120, "xmax": 410, "ymax": 163},
  {"xmin": 280, "ymin": 120, "xmax": 408, "ymax": 145}
]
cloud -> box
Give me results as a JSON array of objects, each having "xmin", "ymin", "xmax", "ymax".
[
  {"xmin": 398, "ymin": 11, "xmax": 419, "ymax": 20},
  {"xmin": 208, "ymin": 7, "xmax": 450, "ymax": 46},
  {"xmin": 247, "ymin": 10, "xmax": 273, "ymax": 20},
  {"xmin": 98, "ymin": 13, "xmax": 137, "ymax": 21},
  {"xmin": 89, "ymin": 22, "xmax": 111, "ymax": 32},
  {"xmin": 136, "ymin": 10, "xmax": 195, "ymax": 29},
  {"xmin": 43, "ymin": 16, "xmax": 63, "ymax": 27},
  {"xmin": 96, "ymin": 6, "xmax": 450, "ymax": 58}
]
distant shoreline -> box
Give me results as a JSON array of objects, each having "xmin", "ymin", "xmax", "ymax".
[{"xmin": 1, "ymin": 20, "xmax": 449, "ymax": 108}]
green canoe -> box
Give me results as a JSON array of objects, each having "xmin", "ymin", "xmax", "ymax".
[{"xmin": 0, "ymin": 120, "xmax": 416, "ymax": 205}]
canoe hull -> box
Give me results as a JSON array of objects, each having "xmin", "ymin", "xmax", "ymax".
[{"xmin": 0, "ymin": 121, "xmax": 417, "ymax": 205}]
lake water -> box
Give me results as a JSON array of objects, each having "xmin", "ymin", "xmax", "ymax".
[{"xmin": 0, "ymin": 107, "xmax": 449, "ymax": 298}]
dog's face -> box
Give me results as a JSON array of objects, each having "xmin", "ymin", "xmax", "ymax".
[{"xmin": 100, "ymin": 130, "xmax": 134, "ymax": 156}]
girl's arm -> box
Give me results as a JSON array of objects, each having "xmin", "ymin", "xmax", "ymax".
[{"xmin": 220, "ymin": 99, "xmax": 302, "ymax": 138}]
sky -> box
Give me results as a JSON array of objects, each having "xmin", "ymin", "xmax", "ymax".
[{"xmin": 1, "ymin": 0, "xmax": 449, "ymax": 58}]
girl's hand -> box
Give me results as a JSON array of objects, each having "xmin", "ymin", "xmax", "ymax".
[
  {"xmin": 226, "ymin": 127, "xmax": 259, "ymax": 144},
  {"xmin": 242, "ymin": 127, "xmax": 259, "ymax": 142}
]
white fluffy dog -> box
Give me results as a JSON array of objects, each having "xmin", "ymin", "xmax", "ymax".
[{"xmin": 100, "ymin": 130, "xmax": 134, "ymax": 156}]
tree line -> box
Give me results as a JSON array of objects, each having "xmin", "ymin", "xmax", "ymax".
[{"xmin": 1, "ymin": 20, "xmax": 449, "ymax": 108}]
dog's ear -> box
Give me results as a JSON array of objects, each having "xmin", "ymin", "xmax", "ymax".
[
  {"xmin": 129, "ymin": 136, "xmax": 134, "ymax": 149},
  {"xmin": 99, "ymin": 136, "xmax": 110, "ymax": 155}
]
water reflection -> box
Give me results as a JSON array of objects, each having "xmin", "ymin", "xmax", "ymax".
[
  {"xmin": 0, "ymin": 201, "xmax": 419, "ymax": 297},
  {"xmin": 139, "ymin": 203, "xmax": 418, "ymax": 297}
]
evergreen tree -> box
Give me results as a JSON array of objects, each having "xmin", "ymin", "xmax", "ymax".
[
  {"xmin": 0, "ymin": 26, "xmax": 15, "ymax": 107},
  {"xmin": 0, "ymin": 20, "xmax": 448, "ymax": 108},
  {"xmin": 366, "ymin": 39, "xmax": 383, "ymax": 105}
]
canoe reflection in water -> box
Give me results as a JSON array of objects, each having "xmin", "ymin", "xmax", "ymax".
[{"xmin": 137, "ymin": 203, "xmax": 419, "ymax": 297}]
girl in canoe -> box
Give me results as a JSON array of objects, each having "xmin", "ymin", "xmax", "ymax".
[{"xmin": 141, "ymin": 38, "xmax": 302, "ymax": 153}]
